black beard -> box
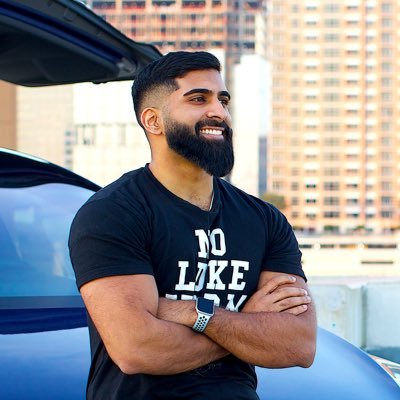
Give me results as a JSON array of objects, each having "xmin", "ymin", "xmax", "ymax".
[{"xmin": 165, "ymin": 118, "xmax": 234, "ymax": 177}]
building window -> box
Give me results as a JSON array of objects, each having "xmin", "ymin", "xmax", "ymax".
[
  {"xmin": 324, "ymin": 137, "xmax": 340, "ymax": 145},
  {"xmin": 346, "ymin": 213, "xmax": 359, "ymax": 218},
  {"xmin": 324, "ymin": 34, "xmax": 340, "ymax": 42},
  {"xmin": 381, "ymin": 92, "xmax": 392, "ymax": 101},
  {"xmin": 324, "ymin": 48, "xmax": 340, "ymax": 57},
  {"xmin": 324, "ymin": 108, "xmax": 340, "ymax": 117},
  {"xmin": 381, "ymin": 167, "xmax": 392, "ymax": 176},
  {"xmin": 324, "ymin": 182, "xmax": 340, "ymax": 191},
  {"xmin": 323, "ymin": 225, "xmax": 339, "ymax": 232},
  {"xmin": 272, "ymin": 181, "xmax": 284, "ymax": 191},
  {"xmin": 323, "ymin": 152, "xmax": 340, "ymax": 161},
  {"xmin": 324, "ymin": 4, "xmax": 339, "ymax": 12},
  {"xmin": 306, "ymin": 213, "xmax": 317, "ymax": 220},
  {"xmin": 324, "ymin": 78, "xmax": 340, "ymax": 87},
  {"xmin": 324, "ymin": 19, "xmax": 340, "ymax": 27},
  {"xmin": 381, "ymin": 196, "xmax": 392, "ymax": 205},
  {"xmin": 324, "ymin": 211, "xmax": 340, "ymax": 218},
  {"xmin": 381, "ymin": 182, "xmax": 392, "ymax": 190},
  {"xmin": 346, "ymin": 183, "xmax": 359, "ymax": 189},
  {"xmin": 323, "ymin": 168, "xmax": 339, "ymax": 176},
  {"xmin": 324, "ymin": 93, "xmax": 340, "ymax": 101},
  {"xmin": 381, "ymin": 152, "xmax": 392, "ymax": 161},
  {"xmin": 381, "ymin": 77, "xmax": 392, "ymax": 87},
  {"xmin": 324, "ymin": 197, "xmax": 339, "ymax": 205},
  {"xmin": 346, "ymin": 198, "xmax": 358, "ymax": 205},
  {"xmin": 324, "ymin": 123, "xmax": 340, "ymax": 132},
  {"xmin": 305, "ymin": 183, "xmax": 317, "ymax": 189},
  {"xmin": 382, "ymin": 3, "xmax": 393, "ymax": 12},
  {"xmin": 381, "ymin": 107, "xmax": 393, "ymax": 116}
]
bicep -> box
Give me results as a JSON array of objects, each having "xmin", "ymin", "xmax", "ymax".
[
  {"xmin": 257, "ymin": 270, "xmax": 308, "ymax": 291},
  {"xmin": 80, "ymin": 274, "xmax": 159, "ymax": 354}
]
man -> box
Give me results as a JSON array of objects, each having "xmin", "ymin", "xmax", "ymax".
[{"xmin": 69, "ymin": 51, "xmax": 316, "ymax": 400}]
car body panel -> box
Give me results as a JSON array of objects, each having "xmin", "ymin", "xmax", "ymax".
[
  {"xmin": 0, "ymin": 0, "xmax": 161, "ymax": 86},
  {"xmin": 257, "ymin": 328, "xmax": 400, "ymax": 399},
  {"xmin": 1, "ymin": 322, "xmax": 399, "ymax": 399},
  {"xmin": 0, "ymin": 326, "xmax": 89, "ymax": 399},
  {"xmin": 0, "ymin": 147, "xmax": 101, "ymax": 190},
  {"xmin": 1, "ymin": 151, "xmax": 400, "ymax": 399}
]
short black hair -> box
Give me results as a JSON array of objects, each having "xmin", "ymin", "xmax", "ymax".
[{"xmin": 131, "ymin": 51, "xmax": 221, "ymax": 126}]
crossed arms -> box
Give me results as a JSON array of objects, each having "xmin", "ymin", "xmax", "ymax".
[{"xmin": 80, "ymin": 270, "xmax": 317, "ymax": 375}]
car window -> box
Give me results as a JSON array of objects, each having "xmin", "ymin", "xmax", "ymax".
[{"xmin": 0, "ymin": 183, "xmax": 94, "ymax": 298}]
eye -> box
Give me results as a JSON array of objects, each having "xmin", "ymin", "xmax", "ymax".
[
  {"xmin": 191, "ymin": 96, "xmax": 205, "ymax": 103},
  {"xmin": 219, "ymin": 98, "xmax": 230, "ymax": 106}
]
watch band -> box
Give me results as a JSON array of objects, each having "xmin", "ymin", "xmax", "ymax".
[{"xmin": 192, "ymin": 297, "xmax": 214, "ymax": 333}]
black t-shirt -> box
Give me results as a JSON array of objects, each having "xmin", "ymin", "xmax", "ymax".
[{"xmin": 69, "ymin": 165, "xmax": 305, "ymax": 400}]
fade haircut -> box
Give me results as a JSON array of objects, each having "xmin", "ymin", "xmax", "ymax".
[{"xmin": 131, "ymin": 51, "xmax": 221, "ymax": 127}]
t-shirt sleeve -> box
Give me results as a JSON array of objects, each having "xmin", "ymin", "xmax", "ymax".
[
  {"xmin": 68, "ymin": 197, "xmax": 153, "ymax": 289},
  {"xmin": 262, "ymin": 204, "xmax": 306, "ymax": 281}
]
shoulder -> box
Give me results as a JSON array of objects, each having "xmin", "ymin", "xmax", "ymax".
[
  {"xmin": 217, "ymin": 178, "xmax": 285, "ymax": 219},
  {"xmin": 69, "ymin": 167, "xmax": 151, "ymax": 243},
  {"xmin": 88, "ymin": 167, "xmax": 146, "ymax": 203}
]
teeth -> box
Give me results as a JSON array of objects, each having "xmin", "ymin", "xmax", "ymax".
[{"xmin": 200, "ymin": 129, "xmax": 222, "ymax": 135}]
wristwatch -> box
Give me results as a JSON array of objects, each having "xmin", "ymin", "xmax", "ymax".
[{"xmin": 192, "ymin": 297, "xmax": 215, "ymax": 333}]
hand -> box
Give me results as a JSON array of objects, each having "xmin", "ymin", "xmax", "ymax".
[{"xmin": 242, "ymin": 275, "xmax": 311, "ymax": 315}]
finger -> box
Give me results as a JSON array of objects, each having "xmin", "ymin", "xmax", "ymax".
[
  {"xmin": 260, "ymin": 275, "xmax": 297, "ymax": 294},
  {"xmin": 274, "ymin": 295, "xmax": 311, "ymax": 311},
  {"xmin": 282, "ymin": 304, "xmax": 308, "ymax": 315},
  {"xmin": 270, "ymin": 287, "xmax": 308, "ymax": 303}
]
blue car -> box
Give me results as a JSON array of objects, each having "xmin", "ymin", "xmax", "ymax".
[
  {"xmin": 0, "ymin": 1, "xmax": 399, "ymax": 399},
  {"xmin": 0, "ymin": 148, "xmax": 399, "ymax": 399}
]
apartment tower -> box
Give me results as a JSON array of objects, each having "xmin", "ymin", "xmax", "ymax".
[
  {"xmin": 0, "ymin": 81, "xmax": 17, "ymax": 150},
  {"xmin": 268, "ymin": 0, "xmax": 400, "ymax": 234}
]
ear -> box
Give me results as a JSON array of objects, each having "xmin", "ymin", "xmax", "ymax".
[{"xmin": 141, "ymin": 107, "xmax": 163, "ymax": 136}]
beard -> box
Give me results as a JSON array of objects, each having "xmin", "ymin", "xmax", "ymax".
[{"xmin": 164, "ymin": 118, "xmax": 234, "ymax": 177}]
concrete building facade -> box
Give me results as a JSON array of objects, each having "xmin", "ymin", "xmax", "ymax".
[
  {"xmin": 16, "ymin": 85, "xmax": 74, "ymax": 166},
  {"xmin": 268, "ymin": 0, "xmax": 400, "ymax": 234},
  {"xmin": 71, "ymin": 81, "xmax": 150, "ymax": 186}
]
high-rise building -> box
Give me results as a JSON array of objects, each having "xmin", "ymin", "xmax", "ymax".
[
  {"xmin": 268, "ymin": 0, "xmax": 400, "ymax": 234},
  {"xmin": 0, "ymin": 81, "xmax": 17, "ymax": 150},
  {"xmin": 87, "ymin": 0, "xmax": 267, "ymax": 86},
  {"xmin": 73, "ymin": 0, "xmax": 270, "ymax": 190},
  {"xmin": 16, "ymin": 85, "xmax": 74, "ymax": 166}
]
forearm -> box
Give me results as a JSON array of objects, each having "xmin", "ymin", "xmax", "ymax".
[
  {"xmin": 124, "ymin": 316, "xmax": 227, "ymax": 375},
  {"xmin": 165, "ymin": 299, "xmax": 316, "ymax": 368},
  {"xmin": 81, "ymin": 275, "xmax": 228, "ymax": 377},
  {"xmin": 151, "ymin": 298, "xmax": 229, "ymax": 371},
  {"xmin": 206, "ymin": 305, "xmax": 316, "ymax": 368}
]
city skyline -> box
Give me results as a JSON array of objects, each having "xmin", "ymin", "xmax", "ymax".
[{"xmin": 1, "ymin": 0, "xmax": 399, "ymax": 234}]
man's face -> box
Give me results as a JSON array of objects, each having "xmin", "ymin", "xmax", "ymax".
[{"xmin": 162, "ymin": 69, "xmax": 234, "ymax": 177}]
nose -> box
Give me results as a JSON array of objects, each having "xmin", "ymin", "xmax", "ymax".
[{"xmin": 205, "ymin": 99, "xmax": 230, "ymax": 121}]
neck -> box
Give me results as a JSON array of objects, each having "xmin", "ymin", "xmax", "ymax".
[{"xmin": 149, "ymin": 157, "xmax": 214, "ymax": 211}]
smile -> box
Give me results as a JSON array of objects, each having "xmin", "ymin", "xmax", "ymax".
[{"xmin": 199, "ymin": 128, "xmax": 223, "ymax": 136}]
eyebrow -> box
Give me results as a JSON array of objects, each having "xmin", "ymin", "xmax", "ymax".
[{"xmin": 183, "ymin": 88, "xmax": 231, "ymax": 100}]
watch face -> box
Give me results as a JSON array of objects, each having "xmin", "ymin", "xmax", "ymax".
[{"xmin": 197, "ymin": 297, "xmax": 214, "ymax": 314}]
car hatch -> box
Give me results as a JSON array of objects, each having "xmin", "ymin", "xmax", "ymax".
[{"xmin": 0, "ymin": 0, "xmax": 161, "ymax": 86}]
